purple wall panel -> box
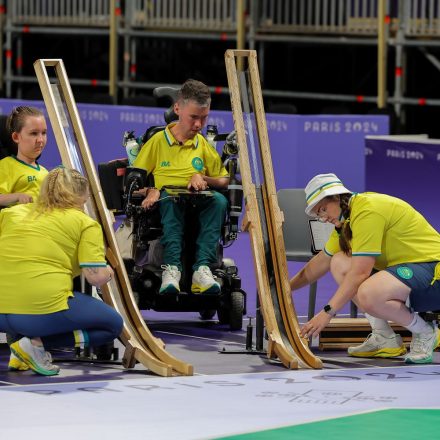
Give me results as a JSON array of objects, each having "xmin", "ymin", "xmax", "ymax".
[
  {"xmin": 0, "ymin": 99, "xmax": 388, "ymax": 192},
  {"xmin": 366, "ymin": 137, "xmax": 440, "ymax": 232},
  {"xmin": 0, "ymin": 98, "xmax": 389, "ymax": 317}
]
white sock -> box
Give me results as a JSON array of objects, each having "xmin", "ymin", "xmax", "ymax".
[
  {"xmin": 405, "ymin": 313, "xmax": 432, "ymax": 334},
  {"xmin": 365, "ymin": 313, "xmax": 395, "ymax": 338}
]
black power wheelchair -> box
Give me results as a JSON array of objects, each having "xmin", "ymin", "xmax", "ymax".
[{"xmin": 98, "ymin": 87, "xmax": 246, "ymax": 330}]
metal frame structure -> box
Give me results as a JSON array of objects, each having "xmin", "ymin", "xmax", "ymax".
[{"xmin": 2, "ymin": 1, "xmax": 440, "ymax": 128}]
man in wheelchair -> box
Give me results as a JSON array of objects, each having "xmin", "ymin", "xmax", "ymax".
[
  {"xmin": 132, "ymin": 79, "xmax": 229, "ymax": 295},
  {"xmin": 99, "ymin": 80, "xmax": 245, "ymax": 328}
]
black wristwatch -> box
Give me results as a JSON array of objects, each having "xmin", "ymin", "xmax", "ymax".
[{"xmin": 323, "ymin": 304, "xmax": 336, "ymax": 317}]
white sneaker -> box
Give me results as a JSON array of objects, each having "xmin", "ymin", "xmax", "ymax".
[
  {"xmin": 191, "ymin": 265, "xmax": 220, "ymax": 294},
  {"xmin": 10, "ymin": 337, "xmax": 60, "ymax": 376},
  {"xmin": 348, "ymin": 332, "xmax": 407, "ymax": 358},
  {"xmin": 405, "ymin": 324, "xmax": 440, "ymax": 364},
  {"xmin": 159, "ymin": 265, "xmax": 181, "ymax": 294}
]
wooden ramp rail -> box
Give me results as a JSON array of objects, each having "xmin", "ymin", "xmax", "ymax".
[
  {"xmin": 225, "ymin": 49, "xmax": 322, "ymax": 369},
  {"xmin": 33, "ymin": 59, "xmax": 193, "ymax": 377},
  {"xmin": 319, "ymin": 318, "xmax": 412, "ymax": 351}
]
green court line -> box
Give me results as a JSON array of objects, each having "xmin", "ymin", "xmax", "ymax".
[{"xmin": 218, "ymin": 409, "xmax": 440, "ymax": 439}]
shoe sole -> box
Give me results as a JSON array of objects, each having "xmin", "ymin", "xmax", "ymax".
[
  {"xmin": 10, "ymin": 344, "xmax": 59, "ymax": 376},
  {"xmin": 404, "ymin": 354, "xmax": 433, "ymax": 364},
  {"xmin": 348, "ymin": 346, "xmax": 407, "ymax": 358},
  {"xmin": 159, "ymin": 285, "xmax": 180, "ymax": 294},
  {"xmin": 191, "ymin": 284, "xmax": 221, "ymax": 294},
  {"xmin": 8, "ymin": 363, "xmax": 30, "ymax": 372}
]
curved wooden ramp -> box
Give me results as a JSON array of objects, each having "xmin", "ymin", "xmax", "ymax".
[
  {"xmin": 225, "ymin": 50, "xmax": 322, "ymax": 369},
  {"xmin": 33, "ymin": 59, "xmax": 193, "ymax": 377}
]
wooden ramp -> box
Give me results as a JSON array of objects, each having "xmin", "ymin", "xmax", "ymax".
[
  {"xmin": 319, "ymin": 318, "xmax": 412, "ymax": 351},
  {"xmin": 225, "ymin": 50, "xmax": 322, "ymax": 369},
  {"xmin": 33, "ymin": 59, "xmax": 193, "ymax": 377}
]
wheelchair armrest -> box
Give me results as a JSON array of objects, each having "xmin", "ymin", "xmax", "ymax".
[{"xmin": 124, "ymin": 167, "xmax": 149, "ymax": 194}]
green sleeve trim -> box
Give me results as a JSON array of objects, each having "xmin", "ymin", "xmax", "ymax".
[
  {"xmin": 324, "ymin": 248, "xmax": 333, "ymax": 257},
  {"xmin": 79, "ymin": 262, "xmax": 107, "ymax": 267}
]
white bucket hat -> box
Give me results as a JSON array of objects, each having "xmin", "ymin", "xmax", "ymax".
[{"xmin": 304, "ymin": 173, "xmax": 352, "ymax": 216}]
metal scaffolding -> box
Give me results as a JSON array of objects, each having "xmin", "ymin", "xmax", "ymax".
[{"xmin": 2, "ymin": 0, "xmax": 440, "ymax": 126}]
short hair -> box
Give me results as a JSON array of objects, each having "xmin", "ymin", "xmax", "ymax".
[
  {"xmin": 177, "ymin": 79, "xmax": 211, "ymax": 107},
  {"xmin": 36, "ymin": 167, "xmax": 89, "ymax": 213},
  {"xmin": 6, "ymin": 106, "xmax": 45, "ymax": 135}
]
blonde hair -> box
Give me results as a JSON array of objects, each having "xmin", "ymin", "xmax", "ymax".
[
  {"xmin": 6, "ymin": 106, "xmax": 45, "ymax": 135},
  {"xmin": 36, "ymin": 167, "xmax": 89, "ymax": 213}
]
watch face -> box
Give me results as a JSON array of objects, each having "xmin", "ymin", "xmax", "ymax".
[{"xmin": 324, "ymin": 305, "xmax": 332, "ymax": 313}]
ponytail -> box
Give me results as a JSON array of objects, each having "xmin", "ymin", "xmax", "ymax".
[{"xmin": 338, "ymin": 193, "xmax": 352, "ymax": 255}]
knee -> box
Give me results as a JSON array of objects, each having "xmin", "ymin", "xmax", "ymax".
[
  {"xmin": 114, "ymin": 317, "xmax": 124, "ymax": 339},
  {"xmin": 109, "ymin": 310, "xmax": 124, "ymax": 339},
  {"xmin": 213, "ymin": 191, "xmax": 228, "ymax": 212},
  {"xmin": 330, "ymin": 252, "xmax": 351, "ymax": 281},
  {"xmin": 356, "ymin": 283, "xmax": 375, "ymax": 312}
]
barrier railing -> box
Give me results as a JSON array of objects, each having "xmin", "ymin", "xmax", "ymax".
[
  {"xmin": 254, "ymin": 0, "xmax": 380, "ymax": 35},
  {"xmin": 4, "ymin": 0, "xmax": 440, "ymax": 120},
  {"xmin": 9, "ymin": 0, "xmax": 110, "ymax": 26},
  {"xmin": 7, "ymin": 0, "xmax": 440, "ymax": 36},
  {"xmin": 126, "ymin": 0, "xmax": 239, "ymax": 31}
]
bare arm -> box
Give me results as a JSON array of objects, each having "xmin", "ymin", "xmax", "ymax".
[
  {"xmin": 82, "ymin": 265, "xmax": 114, "ymax": 287},
  {"xmin": 0, "ymin": 193, "xmax": 33, "ymax": 207},
  {"xmin": 187, "ymin": 174, "xmax": 229, "ymax": 191},
  {"xmin": 300, "ymin": 255, "xmax": 375, "ymax": 338},
  {"xmin": 141, "ymin": 187, "xmax": 161, "ymax": 210},
  {"xmin": 290, "ymin": 251, "xmax": 331, "ymax": 290},
  {"xmin": 203, "ymin": 175, "xmax": 229, "ymax": 189}
]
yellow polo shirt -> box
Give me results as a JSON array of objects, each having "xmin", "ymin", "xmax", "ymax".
[
  {"xmin": 324, "ymin": 192, "xmax": 440, "ymax": 270},
  {"xmin": 0, "ymin": 156, "xmax": 48, "ymax": 202},
  {"xmin": 133, "ymin": 123, "xmax": 228, "ymax": 189},
  {"xmin": 0, "ymin": 204, "xmax": 106, "ymax": 314}
]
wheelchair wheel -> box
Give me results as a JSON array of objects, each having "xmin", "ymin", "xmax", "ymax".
[
  {"xmin": 199, "ymin": 309, "xmax": 216, "ymax": 320},
  {"xmin": 229, "ymin": 291, "xmax": 244, "ymax": 331}
]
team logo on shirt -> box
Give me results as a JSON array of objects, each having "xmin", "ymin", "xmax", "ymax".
[
  {"xmin": 397, "ymin": 266, "xmax": 413, "ymax": 280},
  {"xmin": 192, "ymin": 157, "xmax": 204, "ymax": 171}
]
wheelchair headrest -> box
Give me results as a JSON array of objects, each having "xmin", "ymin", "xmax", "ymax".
[
  {"xmin": 153, "ymin": 86, "xmax": 179, "ymax": 124},
  {"xmin": 140, "ymin": 126, "xmax": 166, "ymax": 145}
]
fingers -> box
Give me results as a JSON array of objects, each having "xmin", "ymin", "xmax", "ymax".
[
  {"xmin": 189, "ymin": 174, "xmax": 207, "ymax": 191},
  {"xmin": 300, "ymin": 322, "xmax": 320, "ymax": 339}
]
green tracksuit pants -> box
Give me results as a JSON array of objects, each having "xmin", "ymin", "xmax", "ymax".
[{"xmin": 159, "ymin": 190, "xmax": 228, "ymax": 271}]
